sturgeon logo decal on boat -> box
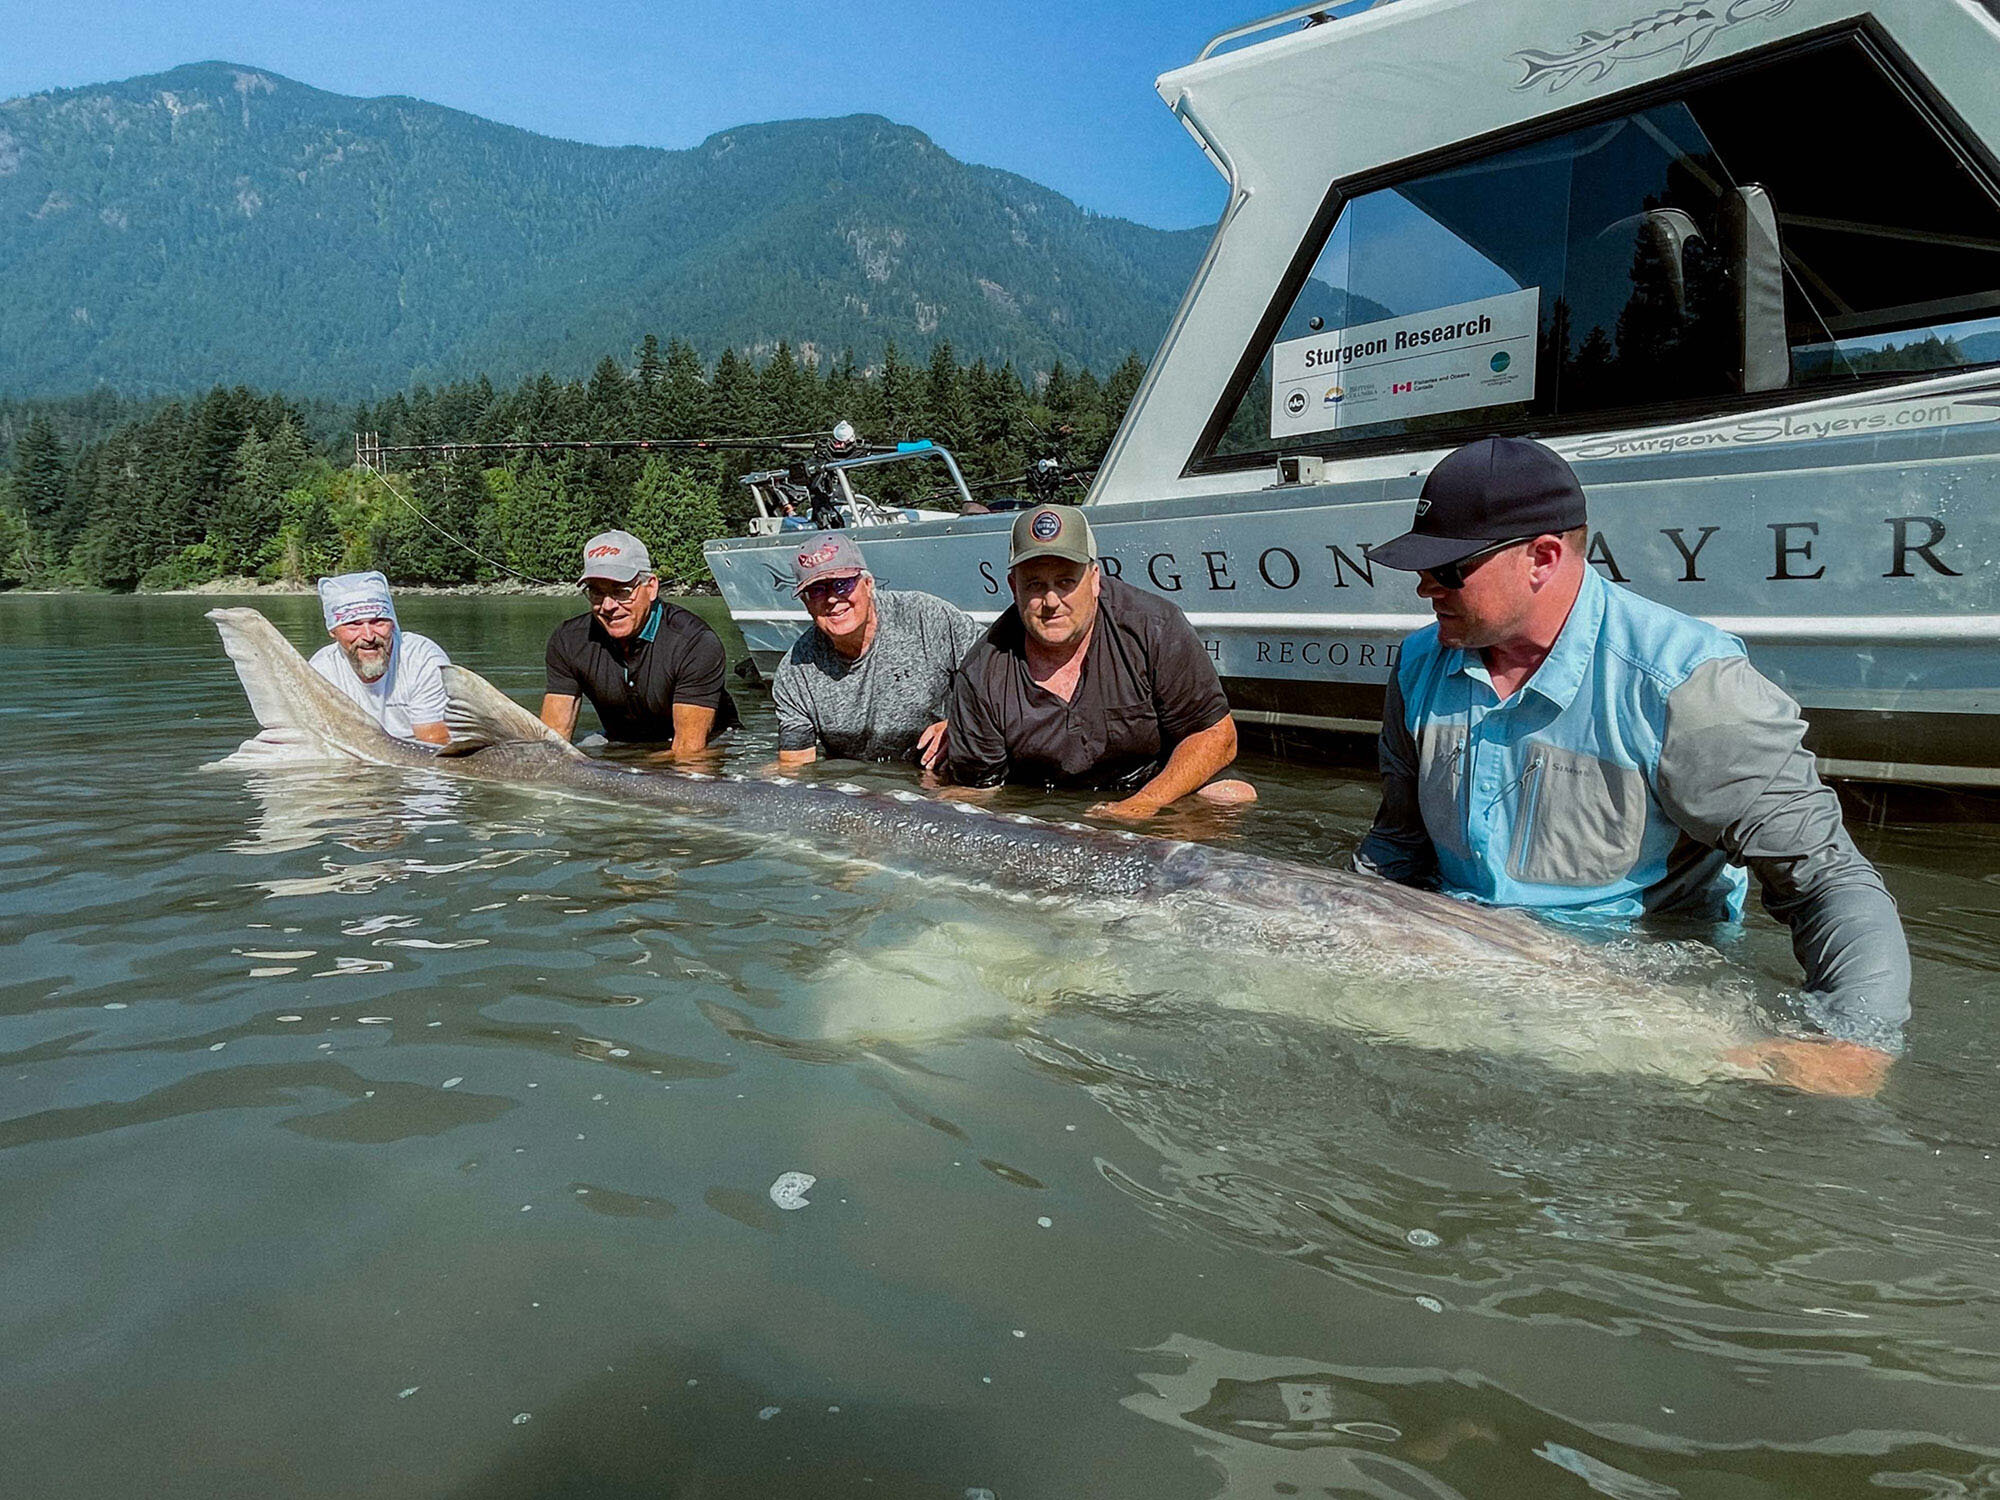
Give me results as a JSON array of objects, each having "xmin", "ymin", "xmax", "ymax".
[{"xmin": 1509, "ymin": 0, "xmax": 1794, "ymax": 95}]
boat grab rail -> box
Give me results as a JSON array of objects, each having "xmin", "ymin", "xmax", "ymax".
[{"xmin": 1196, "ymin": 0, "xmax": 1408, "ymax": 63}]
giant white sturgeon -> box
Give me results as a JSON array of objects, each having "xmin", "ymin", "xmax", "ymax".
[{"xmin": 205, "ymin": 604, "xmax": 1769, "ymax": 1076}]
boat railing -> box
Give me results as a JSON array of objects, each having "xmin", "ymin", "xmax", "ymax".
[{"xmin": 1195, "ymin": 0, "xmax": 1411, "ymax": 63}]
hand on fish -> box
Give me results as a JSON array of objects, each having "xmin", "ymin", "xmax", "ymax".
[
  {"xmin": 916, "ymin": 719, "xmax": 949, "ymax": 772},
  {"xmin": 1088, "ymin": 794, "xmax": 1162, "ymax": 821},
  {"xmin": 1724, "ymin": 1037, "xmax": 1894, "ymax": 1098}
]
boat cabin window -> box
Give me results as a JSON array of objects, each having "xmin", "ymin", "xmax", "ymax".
[{"xmin": 1203, "ymin": 35, "xmax": 2000, "ymax": 467}]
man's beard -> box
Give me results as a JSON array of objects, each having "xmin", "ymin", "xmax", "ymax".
[{"xmin": 343, "ymin": 641, "xmax": 391, "ymax": 683}]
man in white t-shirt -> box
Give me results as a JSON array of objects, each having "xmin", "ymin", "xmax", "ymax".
[{"xmin": 308, "ymin": 571, "xmax": 450, "ymax": 745}]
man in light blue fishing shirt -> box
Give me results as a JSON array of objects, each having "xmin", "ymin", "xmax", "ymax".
[{"xmin": 1355, "ymin": 437, "xmax": 1909, "ymax": 1097}]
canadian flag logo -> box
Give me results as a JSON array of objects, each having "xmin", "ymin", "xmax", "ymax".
[{"xmin": 1392, "ymin": 381, "xmax": 1413, "ymax": 395}]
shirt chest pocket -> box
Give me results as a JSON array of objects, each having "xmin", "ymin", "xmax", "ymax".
[
  {"xmin": 1416, "ymin": 725, "xmax": 1470, "ymax": 861},
  {"xmin": 1506, "ymin": 742, "xmax": 1649, "ymax": 888}
]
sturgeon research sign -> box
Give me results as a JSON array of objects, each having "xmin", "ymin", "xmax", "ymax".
[{"xmin": 1271, "ymin": 287, "xmax": 1540, "ymax": 438}]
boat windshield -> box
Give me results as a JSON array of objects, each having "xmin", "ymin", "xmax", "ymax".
[{"xmin": 1204, "ymin": 32, "xmax": 2000, "ymax": 467}]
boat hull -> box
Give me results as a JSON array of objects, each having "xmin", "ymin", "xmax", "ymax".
[{"xmin": 709, "ymin": 380, "xmax": 2000, "ymax": 786}]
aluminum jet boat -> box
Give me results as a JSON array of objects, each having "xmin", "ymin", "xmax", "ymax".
[{"xmin": 708, "ymin": 0, "xmax": 2000, "ymax": 786}]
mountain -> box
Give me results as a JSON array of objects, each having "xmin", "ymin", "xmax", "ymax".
[{"xmin": 0, "ymin": 62, "xmax": 1209, "ymax": 396}]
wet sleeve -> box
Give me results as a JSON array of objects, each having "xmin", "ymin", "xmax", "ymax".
[
  {"xmin": 669, "ymin": 625, "xmax": 728, "ymax": 710},
  {"xmin": 945, "ymin": 651, "xmax": 1011, "ymax": 788},
  {"xmin": 1148, "ymin": 609, "xmax": 1231, "ymax": 744},
  {"xmin": 770, "ymin": 653, "xmax": 820, "ymax": 753},
  {"xmin": 1353, "ymin": 671, "xmax": 1440, "ymax": 888},
  {"xmin": 544, "ymin": 628, "xmax": 582, "ymax": 698},
  {"xmin": 404, "ymin": 638, "xmax": 450, "ymax": 726},
  {"xmin": 1656, "ymin": 655, "xmax": 1911, "ymax": 1050}
]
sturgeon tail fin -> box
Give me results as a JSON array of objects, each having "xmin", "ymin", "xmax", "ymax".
[
  {"xmin": 205, "ymin": 606, "xmax": 410, "ymax": 766},
  {"xmin": 440, "ymin": 665, "xmax": 585, "ymax": 758}
]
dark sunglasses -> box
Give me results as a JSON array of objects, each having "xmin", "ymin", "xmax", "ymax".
[
  {"xmin": 802, "ymin": 574, "xmax": 862, "ymax": 604},
  {"xmin": 1421, "ymin": 536, "xmax": 1538, "ymax": 591}
]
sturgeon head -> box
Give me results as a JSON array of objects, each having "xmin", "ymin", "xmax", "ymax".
[{"xmin": 205, "ymin": 606, "xmax": 439, "ymax": 769}]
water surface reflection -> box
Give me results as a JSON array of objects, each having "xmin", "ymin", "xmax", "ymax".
[{"xmin": 0, "ymin": 594, "xmax": 1996, "ymax": 1499}]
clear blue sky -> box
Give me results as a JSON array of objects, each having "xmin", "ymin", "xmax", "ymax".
[{"xmin": 3, "ymin": 0, "xmax": 1247, "ymax": 229}]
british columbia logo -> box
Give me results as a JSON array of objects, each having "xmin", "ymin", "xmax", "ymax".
[{"xmin": 1510, "ymin": 0, "xmax": 1795, "ymax": 95}]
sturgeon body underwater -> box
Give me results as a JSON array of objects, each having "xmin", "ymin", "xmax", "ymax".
[{"xmin": 207, "ymin": 606, "xmax": 1766, "ymax": 1079}]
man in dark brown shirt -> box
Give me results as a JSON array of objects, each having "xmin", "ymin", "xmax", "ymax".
[{"xmin": 947, "ymin": 504, "xmax": 1253, "ymax": 819}]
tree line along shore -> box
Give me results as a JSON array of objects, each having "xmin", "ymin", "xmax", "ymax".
[{"xmin": 0, "ymin": 335, "xmax": 1146, "ymax": 594}]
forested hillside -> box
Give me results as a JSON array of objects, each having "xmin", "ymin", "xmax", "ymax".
[
  {"xmin": 0, "ymin": 336, "xmax": 1144, "ymax": 593},
  {"xmin": 0, "ymin": 62, "xmax": 1208, "ymax": 395}
]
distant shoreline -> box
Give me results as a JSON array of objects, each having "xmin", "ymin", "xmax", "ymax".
[{"xmin": 2, "ymin": 578, "xmax": 722, "ymax": 600}]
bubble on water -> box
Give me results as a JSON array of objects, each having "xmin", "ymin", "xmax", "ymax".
[
  {"xmin": 398, "ymin": 1386, "xmax": 420, "ymax": 1399},
  {"xmin": 249, "ymin": 967, "xmax": 296, "ymax": 978},
  {"xmin": 608, "ymin": 1048, "xmax": 630, "ymax": 1058},
  {"xmin": 357, "ymin": 1017, "xmax": 392, "ymax": 1025},
  {"xmin": 1036, "ymin": 1217, "xmax": 1052, "ymax": 1229},
  {"xmin": 209, "ymin": 1042, "xmax": 226, "ymax": 1052},
  {"xmin": 442, "ymin": 1077, "xmax": 463, "ymax": 1089},
  {"xmin": 242, "ymin": 950, "xmax": 315, "ymax": 960},
  {"xmin": 1415, "ymin": 1296, "xmax": 1444, "ymax": 1313},
  {"xmin": 1405, "ymin": 1228, "xmax": 1441, "ymax": 1248},
  {"xmin": 757, "ymin": 1406, "xmax": 782, "ymax": 1420},
  {"xmin": 276, "ymin": 1015, "xmax": 303, "ymax": 1023},
  {"xmin": 769, "ymin": 1172, "xmax": 816, "ymax": 1210},
  {"xmin": 103, "ymin": 1003, "xmax": 127, "ymax": 1010},
  {"xmin": 1011, "ymin": 1330, "xmax": 1025, "ymax": 1339},
  {"xmin": 512, "ymin": 1412, "xmax": 532, "ymax": 1425},
  {"xmin": 965, "ymin": 1490, "xmax": 997, "ymax": 1500},
  {"xmin": 828, "ymin": 1405, "xmax": 840, "ymax": 1413}
]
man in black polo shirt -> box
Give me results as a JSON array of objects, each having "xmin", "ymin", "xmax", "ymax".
[
  {"xmin": 947, "ymin": 503, "xmax": 1253, "ymax": 818},
  {"xmin": 539, "ymin": 529, "xmax": 740, "ymax": 758}
]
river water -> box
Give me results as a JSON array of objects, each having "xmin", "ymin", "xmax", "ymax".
[{"xmin": 3, "ymin": 592, "xmax": 1997, "ymax": 1500}]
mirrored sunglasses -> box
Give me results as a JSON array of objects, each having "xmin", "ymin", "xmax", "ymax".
[{"xmin": 802, "ymin": 574, "xmax": 862, "ymax": 604}]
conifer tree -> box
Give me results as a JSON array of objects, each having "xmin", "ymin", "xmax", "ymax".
[
  {"xmin": 661, "ymin": 339, "xmax": 711, "ymax": 437},
  {"xmin": 630, "ymin": 458, "xmax": 727, "ymax": 587},
  {"xmin": 13, "ymin": 415, "xmax": 69, "ymax": 534}
]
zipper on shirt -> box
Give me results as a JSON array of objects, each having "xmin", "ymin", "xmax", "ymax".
[{"xmin": 1505, "ymin": 756, "xmax": 1545, "ymax": 880}]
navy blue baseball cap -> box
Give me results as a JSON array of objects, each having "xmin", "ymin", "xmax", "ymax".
[{"xmin": 1368, "ymin": 437, "xmax": 1587, "ymax": 573}]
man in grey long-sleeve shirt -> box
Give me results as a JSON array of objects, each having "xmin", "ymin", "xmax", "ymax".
[{"xmin": 1354, "ymin": 438, "xmax": 1909, "ymax": 1096}]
